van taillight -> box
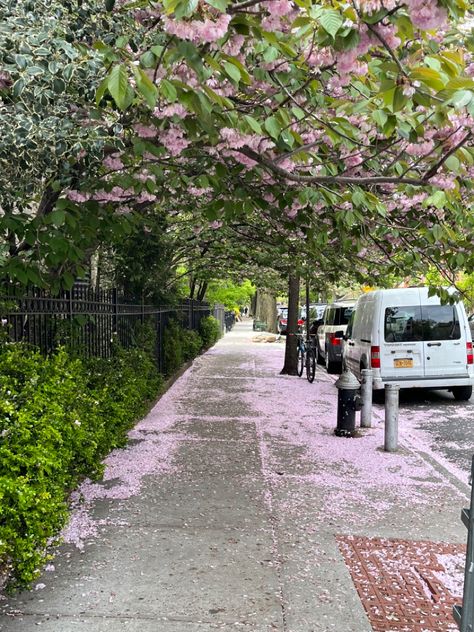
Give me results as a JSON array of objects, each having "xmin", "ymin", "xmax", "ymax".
[
  {"xmin": 467, "ymin": 342, "xmax": 473, "ymax": 365},
  {"xmin": 329, "ymin": 333, "xmax": 341, "ymax": 346},
  {"xmin": 371, "ymin": 346, "xmax": 381, "ymax": 369}
]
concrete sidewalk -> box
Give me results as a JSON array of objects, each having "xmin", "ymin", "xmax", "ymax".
[{"xmin": 0, "ymin": 321, "xmax": 469, "ymax": 631}]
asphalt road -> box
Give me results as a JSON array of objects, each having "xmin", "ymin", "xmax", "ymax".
[{"xmin": 376, "ymin": 387, "xmax": 474, "ymax": 484}]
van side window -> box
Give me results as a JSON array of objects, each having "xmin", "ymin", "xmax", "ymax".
[
  {"xmin": 421, "ymin": 305, "xmax": 460, "ymax": 340},
  {"xmin": 384, "ymin": 306, "xmax": 422, "ymax": 342}
]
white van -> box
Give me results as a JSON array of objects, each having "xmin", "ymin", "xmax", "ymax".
[{"xmin": 343, "ymin": 287, "xmax": 474, "ymax": 400}]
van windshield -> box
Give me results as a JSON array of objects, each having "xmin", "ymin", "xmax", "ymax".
[{"xmin": 384, "ymin": 305, "xmax": 461, "ymax": 342}]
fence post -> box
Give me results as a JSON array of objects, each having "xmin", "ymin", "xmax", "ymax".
[
  {"xmin": 360, "ymin": 369, "xmax": 373, "ymax": 428},
  {"xmin": 190, "ymin": 299, "xmax": 195, "ymax": 330},
  {"xmin": 112, "ymin": 288, "xmax": 118, "ymax": 334},
  {"xmin": 384, "ymin": 384, "xmax": 399, "ymax": 452},
  {"xmin": 454, "ymin": 456, "xmax": 474, "ymax": 631}
]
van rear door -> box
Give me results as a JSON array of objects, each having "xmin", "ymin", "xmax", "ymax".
[
  {"xmin": 421, "ymin": 303, "xmax": 467, "ymax": 378},
  {"xmin": 381, "ymin": 304, "xmax": 425, "ymax": 380}
]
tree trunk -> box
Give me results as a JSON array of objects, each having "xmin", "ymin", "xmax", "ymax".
[
  {"xmin": 280, "ymin": 273, "xmax": 300, "ymax": 375},
  {"xmin": 254, "ymin": 289, "xmax": 277, "ymax": 332},
  {"xmin": 197, "ymin": 281, "xmax": 208, "ymax": 302}
]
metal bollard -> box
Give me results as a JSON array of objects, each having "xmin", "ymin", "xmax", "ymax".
[
  {"xmin": 360, "ymin": 369, "xmax": 373, "ymax": 428},
  {"xmin": 334, "ymin": 369, "xmax": 361, "ymax": 437},
  {"xmin": 453, "ymin": 456, "xmax": 474, "ymax": 630},
  {"xmin": 384, "ymin": 383, "xmax": 399, "ymax": 452}
]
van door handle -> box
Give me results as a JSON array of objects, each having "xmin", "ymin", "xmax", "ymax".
[{"xmin": 427, "ymin": 342, "xmax": 441, "ymax": 347}]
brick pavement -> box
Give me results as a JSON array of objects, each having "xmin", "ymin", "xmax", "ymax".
[{"xmin": 337, "ymin": 536, "xmax": 465, "ymax": 632}]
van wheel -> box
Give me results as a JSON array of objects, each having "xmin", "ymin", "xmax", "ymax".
[{"xmin": 452, "ymin": 386, "xmax": 472, "ymax": 401}]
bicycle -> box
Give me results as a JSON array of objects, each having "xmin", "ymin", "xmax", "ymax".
[{"xmin": 296, "ymin": 332, "xmax": 317, "ymax": 383}]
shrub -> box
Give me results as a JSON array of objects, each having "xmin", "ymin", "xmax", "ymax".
[
  {"xmin": 163, "ymin": 319, "xmax": 204, "ymax": 374},
  {"xmin": 163, "ymin": 318, "xmax": 184, "ymax": 375},
  {"xmin": 199, "ymin": 315, "xmax": 222, "ymax": 349},
  {"xmin": 0, "ymin": 335, "xmax": 163, "ymax": 591},
  {"xmin": 181, "ymin": 328, "xmax": 203, "ymax": 361}
]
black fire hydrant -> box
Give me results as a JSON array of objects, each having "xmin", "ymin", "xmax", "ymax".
[{"xmin": 334, "ymin": 369, "xmax": 361, "ymax": 437}]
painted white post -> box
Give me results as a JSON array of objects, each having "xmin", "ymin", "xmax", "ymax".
[
  {"xmin": 384, "ymin": 384, "xmax": 399, "ymax": 452},
  {"xmin": 360, "ymin": 369, "xmax": 373, "ymax": 428}
]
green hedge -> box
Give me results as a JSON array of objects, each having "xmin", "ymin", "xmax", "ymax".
[
  {"xmin": 163, "ymin": 319, "xmax": 204, "ymax": 375},
  {"xmin": 199, "ymin": 315, "xmax": 222, "ymax": 349},
  {"xmin": 0, "ymin": 342, "xmax": 162, "ymax": 591},
  {"xmin": 0, "ymin": 315, "xmax": 221, "ymax": 590}
]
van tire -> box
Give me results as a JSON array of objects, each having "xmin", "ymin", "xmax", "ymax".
[{"xmin": 452, "ymin": 386, "xmax": 472, "ymax": 401}]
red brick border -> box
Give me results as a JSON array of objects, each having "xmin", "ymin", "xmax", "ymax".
[{"xmin": 337, "ymin": 536, "xmax": 465, "ymax": 631}]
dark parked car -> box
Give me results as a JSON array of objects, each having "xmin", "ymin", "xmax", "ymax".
[
  {"xmin": 277, "ymin": 308, "xmax": 304, "ymax": 335},
  {"xmin": 316, "ymin": 301, "xmax": 355, "ymax": 373}
]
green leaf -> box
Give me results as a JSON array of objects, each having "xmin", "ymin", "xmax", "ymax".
[
  {"xmin": 160, "ymin": 78, "xmax": 178, "ymax": 102},
  {"xmin": 223, "ymin": 61, "xmax": 241, "ymax": 83},
  {"xmin": 173, "ymin": 0, "xmax": 198, "ymax": 18},
  {"xmin": 49, "ymin": 210, "xmax": 66, "ymax": 226},
  {"xmin": 410, "ymin": 67, "xmax": 446, "ymax": 91},
  {"xmin": 244, "ymin": 115, "xmax": 263, "ymax": 134},
  {"xmin": 264, "ymin": 116, "xmax": 281, "ymax": 140},
  {"xmin": 392, "ymin": 86, "xmax": 407, "ymax": 112},
  {"xmin": 133, "ymin": 66, "xmax": 158, "ymax": 108},
  {"xmin": 108, "ymin": 65, "xmax": 132, "ymax": 110},
  {"xmin": 424, "ymin": 190, "xmax": 447, "ymax": 209},
  {"xmin": 96, "ymin": 75, "xmax": 109, "ymax": 105},
  {"xmin": 205, "ymin": 0, "xmax": 229, "ymax": 10},
  {"xmin": 105, "ymin": 0, "xmax": 116, "ymax": 10},
  {"xmin": 372, "ymin": 110, "xmax": 388, "ymax": 127},
  {"xmin": 450, "ymin": 89, "xmax": 473, "ymax": 109},
  {"xmin": 319, "ymin": 10, "xmax": 343, "ymax": 38}
]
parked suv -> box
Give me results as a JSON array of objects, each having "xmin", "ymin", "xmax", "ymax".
[{"xmin": 316, "ymin": 301, "xmax": 355, "ymax": 373}]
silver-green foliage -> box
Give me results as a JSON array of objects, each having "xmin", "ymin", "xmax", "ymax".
[{"xmin": 0, "ymin": 0, "xmax": 122, "ymax": 206}]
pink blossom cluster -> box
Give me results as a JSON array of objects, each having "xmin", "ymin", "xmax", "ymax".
[
  {"xmin": 262, "ymin": 0, "xmax": 293, "ymax": 17},
  {"xmin": 386, "ymin": 192, "xmax": 428, "ymax": 213},
  {"xmin": 153, "ymin": 103, "xmax": 188, "ymax": 119},
  {"xmin": 209, "ymin": 220, "xmax": 223, "ymax": 229},
  {"xmin": 335, "ymin": 23, "xmax": 398, "ymax": 81},
  {"xmin": 218, "ymin": 128, "xmax": 274, "ymax": 169},
  {"xmin": 428, "ymin": 173, "xmax": 457, "ymax": 189},
  {"xmin": 405, "ymin": 140, "xmax": 435, "ymax": 156},
  {"xmin": 306, "ymin": 47, "xmax": 333, "ymax": 68},
  {"xmin": 188, "ymin": 186, "xmax": 213, "ymax": 197},
  {"xmin": 163, "ymin": 13, "xmax": 231, "ymax": 44},
  {"xmin": 355, "ymin": 0, "xmax": 398, "ymax": 14},
  {"xmin": 159, "ymin": 124, "xmax": 190, "ymax": 156},
  {"xmin": 223, "ymin": 34, "xmax": 245, "ymax": 57},
  {"xmin": 103, "ymin": 154, "xmax": 124, "ymax": 171},
  {"xmin": 66, "ymin": 190, "xmax": 91, "ymax": 203},
  {"xmin": 93, "ymin": 186, "xmax": 134, "ymax": 202},
  {"xmin": 342, "ymin": 151, "xmax": 364, "ymax": 169},
  {"xmin": 262, "ymin": 59, "xmax": 291, "ymax": 72},
  {"xmin": 405, "ymin": 0, "xmax": 448, "ymax": 30},
  {"xmin": 133, "ymin": 123, "xmax": 157, "ymax": 138}
]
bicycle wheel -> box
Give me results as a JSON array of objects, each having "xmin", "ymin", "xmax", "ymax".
[
  {"xmin": 297, "ymin": 345, "xmax": 305, "ymax": 377},
  {"xmin": 306, "ymin": 347, "xmax": 316, "ymax": 383}
]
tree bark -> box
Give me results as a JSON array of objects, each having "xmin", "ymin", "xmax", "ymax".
[
  {"xmin": 280, "ymin": 273, "xmax": 300, "ymax": 375},
  {"xmin": 254, "ymin": 289, "xmax": 277, "ymax": 332}
]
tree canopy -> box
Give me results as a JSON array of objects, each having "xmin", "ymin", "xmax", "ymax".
[{"xmin": 1, "ymin": 0, "xmax": 474, "ymax": 294}]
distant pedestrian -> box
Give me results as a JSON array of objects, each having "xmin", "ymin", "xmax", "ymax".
[{"xmin": 244, "ymin": 307, "xmax": 248, "ymax": 316}]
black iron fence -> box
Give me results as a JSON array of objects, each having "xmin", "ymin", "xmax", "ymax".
[{"xmin": 0, "ymin": 284, "xmax": 225, "ymax": 373}]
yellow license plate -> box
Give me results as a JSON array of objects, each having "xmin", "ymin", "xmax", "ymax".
[{"xmin": 394, "ymin": 358, "xmax": 413, "ymax": 368}]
